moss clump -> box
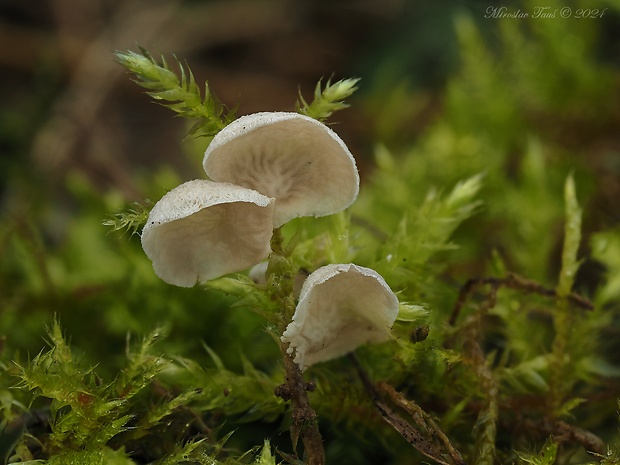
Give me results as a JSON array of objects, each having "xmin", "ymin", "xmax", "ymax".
[{"xmin": 2, "ymin": 5, "xmax": 620, "ymax": 464}]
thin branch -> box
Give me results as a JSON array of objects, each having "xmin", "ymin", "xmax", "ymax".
[
  {"xmin": 276, "ymin": 343, "xmax": 325, "ymax": 465},
  {"xmin": 518, "ymin": 418, "xmax": 605, "ymax": 455},
  {"xmin": 377, "ymin": 382, "xmax": 465, "ymax": 465},
  {"xmin": 350, "ymin": 355, "xmax": 465, "ymax": 465},
  {"xmin": 460, "ymin": 311, "xmax": 499, "ymax": 465},
  {"xmin": 449, "ymin": 272, "xmax": 594, "ymax": 326}
]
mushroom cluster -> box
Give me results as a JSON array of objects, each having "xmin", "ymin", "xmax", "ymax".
[
  {"xmin": 142, "ymin": 112, "xmax": 359, "ymax": 286},
  {"xmin": 141, "ymin": 111, "xmax": 399, "ymax": 369}
]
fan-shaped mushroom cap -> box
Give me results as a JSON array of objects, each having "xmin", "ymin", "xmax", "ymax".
[
  {"xmin": 203, "ymin": 112, "xmax": 359, "ymax": 228},
  {"xmin": 141, "ymin": 180, "xmax": 275, "ymax": 287},
  {"xmin": 281, "ymin": 263, "xmax": 399, "ymax": 370}
]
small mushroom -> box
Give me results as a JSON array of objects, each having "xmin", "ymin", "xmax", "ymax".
[
  {"xmin": 141, "ymin": 179, "xmax": 275, "ymax": 287},
  {"xmin": 203, "ymin": 112, "xmax": 359, "ymax": 228},
  {"xmin": 281, "ymin": 263, "xmax": 399, "ymax": 370},
  {"xmin": 248, "ymin": 261, "xmax": 269, "ymax": 286},
  {"xmin": 248, "ymin": 261, "xmax": 309, "ymax": 297}
]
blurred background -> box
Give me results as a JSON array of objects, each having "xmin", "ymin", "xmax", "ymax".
[{"xmin": 0, "ymin": 0, "xmax": 482, "ymax": 198}]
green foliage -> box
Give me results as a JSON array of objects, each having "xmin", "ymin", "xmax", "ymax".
[
  {"xmin": 516, "ymin": 437, "xmax": 558, "ymax": 465},
  {"xmin": 5, "ymin": 321, "xmax": 276, "ymax": 464},
  {"xmin": 591, "ymin": 228, "xmax": 620, "ymax": 307},
  {"xmin": 586, "ymin": 447, "xmax": 620, "ymax": 465},
  {"xmin": 558, "ymin": 176, "xmax": 583, "ymax": 298},
  {"xmin": 354, "ymin": 168, "xmax": 483, "ymax": 290},
  {"xmin": 296, "ymin": 77, "xmax": 360, "ymax": 121},
  {"xmin": 13, "ymin": 322, "xmax": 159, "ymax": 458},
  {"xmin": 255, "ymin": 440, "xmax": 276, "ymax": 465},
  {"xmin": 549, "ymin": 176, "xmax": 585, "ymax": 415},
  {"xmin": 163, "ymin": 353, "xmax": 285, "ymax": 423},
  {"xmin": 3, "ymin": 3, "xmax": 620, "ymax": 465},
  {"xmin": 115, "ymin": 48, "xmax": 235, "ymax": 138},
  {"xmin": 102, "ymin": 201, "xmax": 152, "ymax": 237},
  {"xmin": 17, "ymin": 446, "xmax": 135, "ymax": 465}
]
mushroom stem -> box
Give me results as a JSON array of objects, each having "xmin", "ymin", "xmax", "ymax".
[
  {"xmin": 270, "ymin": 227, "xmax": 285, "ymax": 255},
  {"xmin": 267, "ymin": 227, "xmax": 324, "ymax": 462},
  {"xmin": 267, "ymin": 228, "xmax": 299, "ymax": 324},
  {"xmin": 279, "ymin": 340, "xmax": 325, "ymax": 465}
]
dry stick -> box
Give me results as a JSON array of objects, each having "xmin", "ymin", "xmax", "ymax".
[
  {"xmin": 443, "ymin": 279, "xmax": 501, "ymax": 465},
  {"xmin": 271, "ymin": 228, "xmax": 324, "ymax": 465},
  {"xmin": 278, "ymin": 344, "xmax": 325, "ymax": 465},
  {"xmin": 449, "ymin": 273, "xmax": 602, "ymax": 460},
  {"xmin": 518, "ymin": 418, "xmax": 605, "ymax": 455},
  {"xmin": 349, "ymin": 355, "xmax": 465, "ymax": 465},
  {"xmin": 461, "ymin": 312, "xmax": 499, "ymax": 465},
  {"xmin": 449, "ymin": 272, "xmax": 594, "ymax": 326},
  {"xmin": 377, "ymin": 382, "xmax": 466, "ymax": 465}
]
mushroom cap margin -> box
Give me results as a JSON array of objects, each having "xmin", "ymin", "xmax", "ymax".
[
  {"xmin": 141, "ymin": 179, "xmax": 275, "ymax": 287},
  {"xmin": 203, "ymin": 112, "xmax": 360, "ymax": 227},
  {"xmin": 281, "ymin": 263, "xmax": 399, "ymax": 370}
]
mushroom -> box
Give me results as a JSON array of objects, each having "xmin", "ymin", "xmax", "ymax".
[
  {"xmin": 203, "ymin": 112, "xmax": 359, "ymax": 228},
  {"xmin": 249, "ymin": 261, "xmax": 309, "ymax": 297},
  {"xmin": 141, "ymin": 179, "xmax": 275, "ymax": 287},
  {"xmin": 281, "ymin": 263, "xmax": 399, "ymax": 370}
]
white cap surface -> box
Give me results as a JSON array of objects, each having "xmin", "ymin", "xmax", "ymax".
[
  {"xmin": 203, "ymin": 112, "xmax": 359, "ymax": 227},
  {"xmin": 141, "ymin": 180, "xmax": 274, "ymax": 287},
  {"xmin": 281, "ymin": 263, "xmax": 399, "ymax": 370}
]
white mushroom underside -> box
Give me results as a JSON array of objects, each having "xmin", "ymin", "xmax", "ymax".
[
  {"xmin": 204, "ymin": 114, "xmax": 359, "ymax": 227},
  {"xmin": 141, "ymin": 180, "xmax": 274, "ymax": 287},
  {"xmin": 281, "ymin": 264, "xmax": 399, "ymax": 370}
]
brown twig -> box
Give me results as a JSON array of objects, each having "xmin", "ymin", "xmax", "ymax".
[
  {"xmin": 350, "ymin": 355, "xmax": 465, "ymax": 465},
  {"xmin": 460, "ymin": 311, "xmax": 499, "ymax": 465},
  {"xmin": 270, "ymin": 229, "xmax": 323, "ymax": 464},
  {"xmin": 449, "ymin": 272, "xmax": 594, "ymax": 326},
  {"xmin": 518, "ymin": 418, "xmax": 605, "ymax": 455},
  {"xmin": 276, "ymin": 343, "xmax": 325, "ymax": 465},
  {"xmin": 377, "ymin": 382, "xmax": 466, "ymax": 465},
  {"xmin": 449, "ymin": 271, "xmax": 603, "ymax": 462}
]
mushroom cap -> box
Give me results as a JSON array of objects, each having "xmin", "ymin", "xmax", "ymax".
[
  {"xmin": 203, "ymin": 112, "xmax": 359, "ymax": 228},
  {"xmin": 141, "ymin": 180, "xmax": 275, "ymax": 287},
  {"xmin": 281, "ymin": 263, "xmax": 399, "ymax": 370}
]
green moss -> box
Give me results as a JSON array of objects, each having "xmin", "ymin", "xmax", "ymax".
[{"xmin": 2, "ymin": 5, "xmax": 620, "ymax": 464}]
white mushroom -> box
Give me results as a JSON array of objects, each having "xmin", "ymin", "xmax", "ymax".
[
  {"xmin": 203, "ymin": 112, "xmax": 360, "ymax": 228},
  {"xmin": 248, "ymin": 261, "xmax": 269, "ymax": 285},
  {"xmin": 248, "ymin": 261, "xmax": 309, "ymax": 297},
  {"xmin": 281, "ymin": 263, "xmax": 399, "ymax": 370},
  {"xmin": 141, "ymin": 180, "xmax": 275, "ymax": 287}
]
